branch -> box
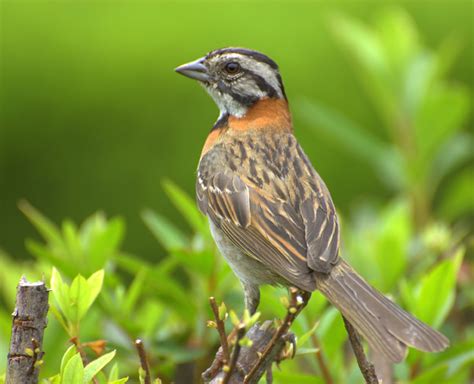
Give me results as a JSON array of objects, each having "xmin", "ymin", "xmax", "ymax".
[
  {"xmin": 135, "ymin": 339, "xmax": 152, "ymax": 384},
  {"xmin": 203, "ymin": 321, "xmax": 292, "ymax": 384},
  {"xmin": 6, "ymin": 277, "xmax": 49, "ymax": 384},
  {"xmin": 342, "ymin": 316, "xmax": 379, "ymax": 384},
  {"xmin": 209, "ymin": 297, "xmax": 230, "ymax": 364},
  {"xmin": 244, "ymin": 288, "xmax": 308, "ymax": 383},
  {"xmin": 203, "ymin": 288, "xmax": 309, "ymax": 384},
  {"xmin": 310, "ymin": 333, "xmax": 333, "ymax": 384},
  {"xmin": 222, "ymin": 324, "xmax": 246, "ymax": 384}
]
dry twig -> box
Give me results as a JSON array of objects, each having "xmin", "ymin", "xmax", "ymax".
[
  {"xmin": 342, "ymin": 316, "xmax": 379, "ymax": 384},
  {"xmin": 243, "ymin": 288, "xmax": 309, "ymax": 383},
  {"xmin": 310, "ymin": 332, "xmax": 333, "ymax": 384},
  {"xmin": 135, "ymin": 339, "xmax": 152, "ymax": 384},
  {"xmin": 209, "ymin": 297, "xmax": 231, "ymax": 364},
  {"xmin": 222, "ymin": 324, "xmax": 246, "ymax": 384}
]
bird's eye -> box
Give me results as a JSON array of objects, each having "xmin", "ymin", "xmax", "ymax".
[{"xmin": 224, "ymin": 62, "xmax": 240, "ymax": 74}]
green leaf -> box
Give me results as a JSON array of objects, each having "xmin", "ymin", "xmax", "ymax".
[
  {"xmin": 272, "ymin": 371, "xmax": 325, "ymax": 384},
  {"xmin": 404, "ymin": 247, "xmax": 464, "ymax": 327},
  {"xmin": 414, "ymin": 84, "xmax": 470, "ymax": 174},
  {"xmin": 375, "ymin": 8, "xmax": 419, "ymax": 73},
  {"xmin": 411, "ymin": 364, "xmax": 448, "ymax": 384},
  {"xmin": 62, "ymin": 220, "xmax": 82, "ymax": 263},
  {"xmin": 297, "ymin": 99, "xmax": 404, "ymax": 190},
  {"xmin": 373, "ymin": 200, "xmax": 410, "ymax": 291},
  {"xmin": 297, "ymin": 321, "xmax": 319, "ymax": 347},
  {"xmin": 83, "ymin": 350, "xmax": 116, "ymax": 383},
  {"xmin": 142, "ymin": 209, "xmax": 188, "ymax": 250},
  {"xmin": 60, "ymin": 345, "xmax": 78, "ymax": 376},
  {"xmin": 108, "ymin": 363, "xmax": 119, "ymax": 381},
  {"xmin": 162, "ymin": 180, "xmax": 208, "ymax": 234},
  {"xmin": 430, "ymin": 133, "xmax": 473, "ymax": 191},
  {"xmin": 19, "ymin": 200, "xmax": 64, "ymax": 247},
  {"xmin": 295, "ymin": 347, "xmax": 320, "ymax": 356},
  {"xmin": 69, "ymin": 275, "xmax": 90, "ymax": 323},
  {"xmin": 122, "ymin": 269, "xmax": 147, "ymax": 313},
  {"xmin": 86, "ymin": 270, "xmax": 104, "ymax": 313},
  {"xmin": 171, "ymin": 249, "xmax": 214, "ymax": 276},
  {"xmin": 318, "ymin": 307, "xmax": 346, "ymax": 363},
  {"xmin": 51, "ymin": 268, "xmax": 72, "ymax": 321},
  {"xmin": 45, "ymin": 374, "xmax": 61, "ymax": 384},
  {"xmin": 329, "ymin": 12, "xmax": 397, "ymax": 125},
  {"xmin": 108, "ymin": 379, "xmax": 129, "ymax": 384},
  {"xmin": 61, "ymin": 353, "xmax": 84, "ymax": 384},
  {"xmin": 87, "ymin": 218, "xmax": 125, "ymax": 270},
  {"xmin": 438, "ymin": 168, "xmax": 474, "ymax": 219}
]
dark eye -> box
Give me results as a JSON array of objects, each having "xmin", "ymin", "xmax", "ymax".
[{"xmin": 224, "ymin": 62, "xmax": 240, "ymax": 74}]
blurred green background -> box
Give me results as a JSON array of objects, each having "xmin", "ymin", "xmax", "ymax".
[
  {"xmin": 1, "ymin": 1, "xmax": 473, "ymax": 383},
  {"xmin": 1, "ymin": 0, "xmax": 471, "ymax": 260}
]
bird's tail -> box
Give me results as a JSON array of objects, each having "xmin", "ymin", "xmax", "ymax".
[{"xmin": 315, "ymin": 259, "xmax": 449, "ymax": 363}]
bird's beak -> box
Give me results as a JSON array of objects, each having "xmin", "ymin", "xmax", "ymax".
[{"xmin": 175, "ymin": 58, "xmax": 210, "ymax": 82}]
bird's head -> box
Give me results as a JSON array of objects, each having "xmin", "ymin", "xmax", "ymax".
[{"xmin": 175, "ymin": 47, "xmax": 287, "ymax": 118}]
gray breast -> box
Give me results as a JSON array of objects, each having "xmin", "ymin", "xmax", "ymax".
[{"xmin": 208, "ymin": 220, "xmax": 283, "ymax": 286}]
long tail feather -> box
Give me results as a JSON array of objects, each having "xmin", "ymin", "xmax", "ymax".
[{"xmin": 315, "ymin": 260, "xmax": 449, "ymax": 363}]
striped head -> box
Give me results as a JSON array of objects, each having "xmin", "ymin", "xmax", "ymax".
[{"xmin": 175, "ymin": 48, "xmax": 286, "ymax": 118}]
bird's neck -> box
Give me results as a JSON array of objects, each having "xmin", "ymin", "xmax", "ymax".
[
  {"xmin": 227, "ymin": 98, "xmax": 292, "ymax": 132},
  {"xmin": 201, "ymin": 98, "xmax": 292, "ymax": 159}
]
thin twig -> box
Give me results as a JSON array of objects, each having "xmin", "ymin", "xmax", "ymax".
[
  {"xmin": 342, "ymin": 317, "xmax": 379, "ymax": 384},
  {"xmin": 222, "ymin": 325, "xmax": 246, "ymax": 384},
  {"xmin": 209, "ymin": 297, "xmax": 230, "ymax": 364},
  {"xmin": 310, "ymin": 333, "xmax": 333, "ymax": 384},
  {"xmin": 135, "ymin": 339, "xmax": 151, "ymax": 384},
  {"xmin": 244, "ymin": 288, "xmax": 309, "ymax": 383}
]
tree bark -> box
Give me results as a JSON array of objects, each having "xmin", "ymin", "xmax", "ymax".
[
  {"xmin": 202, "ymin": 321, "xmax": 291, "ymax": 384},
  {"xmin": 6, "ymin": 277, "xmax": 49, "ymax": 384}
]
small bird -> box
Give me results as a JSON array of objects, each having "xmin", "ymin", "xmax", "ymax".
[{"xmin": 175, "ymin": 47, "xmax": 449, "ymax": 363}]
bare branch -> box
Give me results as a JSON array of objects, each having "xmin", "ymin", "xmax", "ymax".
[
  {"xmin": 135, "ymin": 339, "xmax": 152, "ymax": 384},
  {"xmin": 6, "ymin": 278, "xmax": 49, "ymax": 384},
  {"xmin": 222, "ymin": 324, "xmax": 246, "ymax": 384},
  {"xmin": 209, "ymin": 297, "xmax": 230, "ymax": 364},
  {"xmin": 342, "ymin": 316, "xmax": 379, "ymax": 384},
  {"xmin": 203, "ymin": 321, "xmax": 292, "ymax": 384},
  {"xmin": 311, "ymin": 333, "xmax": 334, "ymax": 384},
  {"xmin": 244, "ymin": 288, "xmax": 309, "ymax": 383}
]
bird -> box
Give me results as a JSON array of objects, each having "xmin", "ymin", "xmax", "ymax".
[{"xmin": 175, "ymin": 47, "xmax": 449, "ymax": 363}]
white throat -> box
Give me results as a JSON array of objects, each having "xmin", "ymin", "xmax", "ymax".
[{"xmin": 202, "ymin": 82, "xmax": 249, "ymax": 118}]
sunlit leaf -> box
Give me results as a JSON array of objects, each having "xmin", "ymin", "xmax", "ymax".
[
  {"xmin": 51, "ymin": 267, "xmax": 72, "ymax": 322},
  {"xmin": 60, "ymin": 345, "xmax": 78, "ymax": 376},
  {"xmin": 61, "ymin": 353, "xmax": 84, "ymax": 384},
  {"xmin": 83, "ymin": 350, "xmax": 116, "ymax": 383}
]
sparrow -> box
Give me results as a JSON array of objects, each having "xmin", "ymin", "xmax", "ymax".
[{"xmin": 175, "ymin": 47, "xmax": 449, "ymax": 363}]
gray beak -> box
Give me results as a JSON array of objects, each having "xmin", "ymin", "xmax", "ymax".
[{"xmin": 175, "ymin": 58, "xmax": 210, "ymax": 82}]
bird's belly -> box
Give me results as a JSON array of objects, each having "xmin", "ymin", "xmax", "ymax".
[{"xmin": 208, "ymin": 220, "xmax": 282, "ymax": 286}]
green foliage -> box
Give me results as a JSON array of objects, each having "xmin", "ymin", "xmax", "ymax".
[
  {"xmin": 51, "ymin": 268, "xmax": 104, "ymax": 335},
  {"xmin": 0, "ymin": 6, "xmax": 472, "ymax": 384},
  {"xmin": 297, "ymin": 8, "xmax": 472, "ymax": 226}
]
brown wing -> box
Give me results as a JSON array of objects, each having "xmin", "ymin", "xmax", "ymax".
[
  {"xmin": 197, "ymin": 171, "xmax": 315, "ymax": 291},
  {"xmin": 301, "ymin": 198, "xmax": 340, "ymax": 273}
]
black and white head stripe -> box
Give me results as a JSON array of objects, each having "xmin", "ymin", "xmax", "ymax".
[
  {"xmin": 202, "ymin": 47, "xmax": 287, "ymax": 117},
  {"xmin": 207, "ymin": 48, "xmax": 280, "ymax": 71}
]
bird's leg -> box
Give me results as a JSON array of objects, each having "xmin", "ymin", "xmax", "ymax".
[
  {"xmin": 226, "ymin": 283, "xmax": 260, "ymax": 345},
  {"xmin": 244, "ymin": 283, "xmax": 260, "ymax": 315},
  {"xmin": 243, "ymin": 288, "xmax": 311, "ymax": 383}
]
